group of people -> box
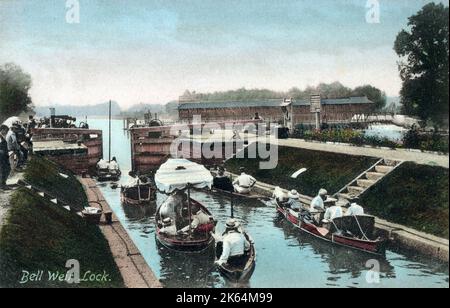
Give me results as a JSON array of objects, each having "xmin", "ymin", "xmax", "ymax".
[
  {"xmin": 96, "ymin": 157, "xmax": 120, "ymax": 173},
  {"xmin": 213, "ymin": 166, "xmax": 257, "ymax": 195},
  {"xmin": 276, "ymin": 186, "xmax": 365, "ymax": 227},
  {"xmin": 158, "ymin": 190, "xmax": 215, "ymax": 237},
  {"xmin": 0, "ymin": 116, "xmax": 35, "ymax": 191}
]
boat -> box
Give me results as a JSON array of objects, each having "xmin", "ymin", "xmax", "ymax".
[
  {"xmin": 274, "ymin": 200, "xmax": 387, "ymax": 256},
  {"xmin": 120, "ymin": 178, "xmax": 155, "ymax": 206},
  {"xmin": 207, "ymin": 187, "xmax": 268, "ymax": 203},
  {"xmin": 96, "ymin": 164, "xmax": 121, "ymax": 182},
  {"xmin": 215, "ymin": 232, "xmax": 256, "ymax": 282},
  {"xmin": 154, "ymin": 159, "xmax": 216, "ymax": 252}
]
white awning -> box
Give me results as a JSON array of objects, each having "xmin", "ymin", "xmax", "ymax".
[{"xmin": 155, "ymin": 159, "xmax": 213, "ymax": 194}]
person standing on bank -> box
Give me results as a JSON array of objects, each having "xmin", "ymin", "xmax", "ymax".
[{"xmin": 0, "ymin": 125, "xmax": 12, "ymax": 191}]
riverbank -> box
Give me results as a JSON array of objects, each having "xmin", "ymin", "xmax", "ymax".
[
  {"xmin": 0, "ymin": 157, "xmax": 124, "ymax": 288},
  {"xmin": 79, "ymin": 177, "xmax": 162, "ymax": 288}
]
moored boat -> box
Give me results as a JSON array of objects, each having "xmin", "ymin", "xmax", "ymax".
[
  {"xmin": 154, "ymin": 159, "xmax": 216, "ymax": 252},
  {"xmin": 120, "ymin": 178, "xmax": 155, "ymax": 206},
  {"xmin": 275, "ymin": 200, "xmax": 387, "ymax": 256}
]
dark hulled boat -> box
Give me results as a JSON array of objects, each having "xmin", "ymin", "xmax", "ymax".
[
  {"xmin": 215, "ymin": 232, "xmax": 256, "ymax": 282},
  {"xmin": 121, "ymin": 182, "xmax": 155, "ymax": 206}
]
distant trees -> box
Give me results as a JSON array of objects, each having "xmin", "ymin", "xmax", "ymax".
[
  {"xmin": 0, "ymin": 63, "xmax": 33, "ymax": 122},
  {"xmin": 394, "ymin": 3, "xmax": 449, "ymax": 127},
  {"xmin": 182, "ymin": 82, "xmax": 386, "ymax": 110},
  {"xmin": 351, "ymin": 85, "xmax": 386, "ymax": 110}
]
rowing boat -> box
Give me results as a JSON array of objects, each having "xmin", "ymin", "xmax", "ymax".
[
  {"xmin": 154, "ymin": 159, "xmax": 216, "ymax": 252},
  {"xmin": 215, "ymin": 232, "xmax": 256, "ymax": 282},
  {"xmin": 274, "ymin": 200, "xmax": 387, "ymax": 255},
  {"xmin": 120, "ymin": 182, "xmax": 155, "ymax": 206}
]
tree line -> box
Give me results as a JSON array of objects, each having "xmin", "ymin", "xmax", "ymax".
[{"xmin": 182, "ymin": 82, "xmax": 387, "ymax": 110}]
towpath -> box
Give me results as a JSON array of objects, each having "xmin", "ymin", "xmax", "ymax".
[
  {"xmin": 79, "ymin": 177, "xmax": 162, "ymax": 288},
  {"xmin": 272, "ymin": 138, "xmax": 449, "ymax": 168}
]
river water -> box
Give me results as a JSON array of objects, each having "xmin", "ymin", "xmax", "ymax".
[{"xmin": 88, "ymin": 119, "xmax": 448, "ymax": 288}]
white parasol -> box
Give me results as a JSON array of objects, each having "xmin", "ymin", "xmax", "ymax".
[{"xmin": 155, "ymin": 159, "xmax": 213, "ymax": 194}]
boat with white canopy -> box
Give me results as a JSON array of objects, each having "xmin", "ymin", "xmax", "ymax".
[{"xmin": 155, "ymin": 159, "xmax": 216, "ymax": 252}]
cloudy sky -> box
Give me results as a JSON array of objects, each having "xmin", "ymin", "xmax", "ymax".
[{"xmin": 0, "ymin": 0, "xmax": 448, "ymax": 107}]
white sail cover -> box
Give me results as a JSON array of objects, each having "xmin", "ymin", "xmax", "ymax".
[{"xmin": 155, "ymin": 159, "xmax": 213, "ymax": 194}]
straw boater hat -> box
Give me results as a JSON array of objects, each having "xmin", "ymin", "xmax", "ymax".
[
  {"xmin": 226, "ymin": 218, "xmax": 239, "ymax": 229},
  {"xmin": 288, "ymin": 189, "xmax": 300, "ymax": 199}
]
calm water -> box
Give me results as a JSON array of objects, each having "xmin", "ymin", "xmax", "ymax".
[{"xmin": 88, "ymin": 119, "xmax": 448, "ymax": 288}]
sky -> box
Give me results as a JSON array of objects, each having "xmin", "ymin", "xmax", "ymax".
[{"xmin": 0, "ymin": 0, "xmax": 448, "ymax": 108}]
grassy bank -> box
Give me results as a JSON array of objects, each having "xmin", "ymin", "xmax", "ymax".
[
  {"xmin": 0, "ymin": 156, "xmax": 124, "ymax": 288},
  {"xmin": 225, "ymin": 144, "xmax": 379, "ymax": 196},
  {"xmin": 24, "ymin": 156, "xmax": 88, "ymax": 211},
  {"xmin": 360, "ymin": 162, "xmax": 449, "ymax": 239}
]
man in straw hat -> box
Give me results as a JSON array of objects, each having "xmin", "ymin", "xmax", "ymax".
[
  {"xmin": 286, "ymin": 189, "xmax": 302, "ymax": 211},
  {"xmin": 215, "ymin": 219, "xmax": 250, "ymax": 266}
]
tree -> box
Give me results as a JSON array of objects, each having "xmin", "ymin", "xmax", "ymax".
[
  {"xmin": 394, "ymin": 3, "xmax": 449, "ymax": 127},
  {"xmin": 352, "ymin": 85, "xmax": 387, "ymax": 110},
  {"xmin": 0, "ymin": 63, "xmax": 33, "ymax": 122}
]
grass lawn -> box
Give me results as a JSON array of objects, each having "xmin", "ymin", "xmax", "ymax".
[
  {"xmin": 225, "ymin": 144, "xmax": 379, "ymax": 196},
  {"xmin": 0, "ymin": 156, "xmax": 124, "ymax": 288},
  {"xmin": 24, "ymin": 156, "xmax": 88, "ymax": 211},
  {"xmin": 360, "ymin": 162, "xmax": 449, "ymax": 239}
]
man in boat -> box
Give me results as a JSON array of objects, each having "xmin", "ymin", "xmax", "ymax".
[
  {"xmin": 233, "ymin": 167, "xmax": 257, "ymax": 194},
  {"xmin": 109, "ymin": 157, "xmax": 120, "ymax": 172},
  {"xmin": 213, "ymin": 166, "xmax": 234, "ymax": 192},
  {"xmin": 285, "ymin": 190, "xmax": 302, "ymax": 211},
  {"xmin": 310, "ymin": 188, "xmax": 328, "ymax": 223},
  {"xmin": 345, "ymin": 202, "xmax": 365, "ymax": 216},
  {"xmin": 215, "ymin": 219, "xmax": 251, "ymax": 267},
  {"xmin": 159, "ymin": 217, "xmax": 178, "ymax": 236},
  {"xmin": 97, "ymin": 158, "xmax": 109, "ymax": 170},
  {"xmin": 323, "ymin": 198, "xmax": 344, "ymax": 222},
  {"xmin": 179, "ymin": 207, "xmax": 214, "ymax": 234}
]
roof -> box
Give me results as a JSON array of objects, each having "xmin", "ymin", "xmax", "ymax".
[{"xmin": 178, "ymin": 97, "xmax": 374, "ymax": 110}]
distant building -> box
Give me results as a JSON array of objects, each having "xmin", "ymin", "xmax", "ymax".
[{"xmin": 177, "ymin": 96, "xmax": 375, "ymax": 126}]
